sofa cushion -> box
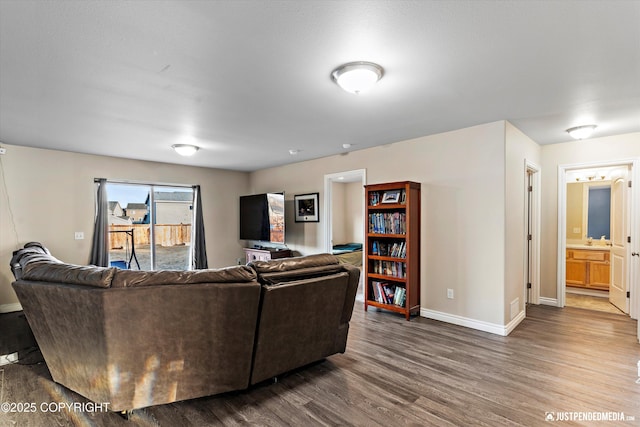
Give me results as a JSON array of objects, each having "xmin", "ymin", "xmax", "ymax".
[
  {"xmin": 22, "ymin": 261, "xmax": 116, "ymax": 288},
  {"xmin": 111, "ymin": 265, "xmax": 256, "ymax": 288}
]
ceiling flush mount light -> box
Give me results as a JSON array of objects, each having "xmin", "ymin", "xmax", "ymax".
[
  {"xmin": 331, "ymin": 61, "xmax": 384, "ymax": 94},
  {"xmin": 289, "ymin": 149, "xmax": 300, "ymax": 155},
  {"xmin": 566, "ymin": 125, "xmax": 597, "ymax": 140},
  {"xmin": 172, "ymin": 144, "xmax": 199, "ymax": 156}
]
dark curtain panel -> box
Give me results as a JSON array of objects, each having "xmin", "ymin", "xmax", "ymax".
[
  {"xmin": 192, "ymin": 185, "xmax": 208, "ymax": 269},
  {"xmin": 89, "ymin": 178, "xmax": 109, "ymax": 267}
]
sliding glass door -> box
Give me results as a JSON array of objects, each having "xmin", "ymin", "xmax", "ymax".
[{"xmin": 105, "ymin": 183, "xmax": 194, "ymax": 270}]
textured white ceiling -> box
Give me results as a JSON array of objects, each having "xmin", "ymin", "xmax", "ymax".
[{"xmin": 1, "ymin": 1, "xmax": 638, "ymax": 171}]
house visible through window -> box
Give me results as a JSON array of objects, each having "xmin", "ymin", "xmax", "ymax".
[{"xmin": 106, "ymin": 182, "xmax": 194, "ymax": 270}]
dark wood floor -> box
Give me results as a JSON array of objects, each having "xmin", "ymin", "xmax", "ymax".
[
  {"xmin": 0, "ymin": 310, "xmax": 37, "ymax": 356},
  {"xmin": 1, "ymin": 303, "xmax": 639, "ymax": 426}
]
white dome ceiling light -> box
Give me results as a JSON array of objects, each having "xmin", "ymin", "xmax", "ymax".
[
  {"xmin": 566, "ymin": 124, "xmax": 597, "ymax": 140},
  {"xmin": 172, "ymin": 144, "xmax": 200, "ymax": 156},
  {"xmin": 331, "ymin": 62, "xmax": 384, "ymax": 95}
]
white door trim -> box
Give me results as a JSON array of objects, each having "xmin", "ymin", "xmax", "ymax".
[
  {"xmin": 323, "ymin": 169, "xmax": 367, "ymax": 254},
  {"xmin": 557, "ymin": 158, "xmax": 639, "ymax": 322},
  {"xmin": 525, "ymin": 160, "xmax": 541, "ymax": 306}
]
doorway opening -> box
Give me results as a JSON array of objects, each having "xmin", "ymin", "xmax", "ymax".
[
  {"xmin": 558, "ymin": 160, "xmax": 638, "ymax": 321},
  {"xmin": 324, "ymin": 169, "xmax": 366, "ymax": 300}
]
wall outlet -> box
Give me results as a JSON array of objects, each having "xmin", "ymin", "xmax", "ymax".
[
  {"xmin": 74, "ymin": 231, "xmax": 84, "ymax": 240},
  {"xmin": 447, "ymin": 288, "xmax": 454, "ymax": 299},
  {"xmin": 572, "ymin": 227, "xmax": 581, "ymax": 234}
]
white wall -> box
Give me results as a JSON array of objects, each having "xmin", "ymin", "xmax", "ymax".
[
  {"xmin": 331, "ymin": 181, "xmax": 363, "ymax": 245},
  {"xmin": 505, "ymin": 122, "xmax": 542, "ymax": 323},
  {"xmin": 343, "ymin": 182, "xmax": 363, "ymax": 244},
  {"xmin": 251, "ymin": 121, "xmax": 509, "ymax": 327},
  {"xmin": 330, "ymin": 183, "xmax": 346, "ymax": 245},
  {"xmin": 539, "ymin": 132, "xmax": 640, "ymax": 299},
  {"xmin": 0, "ymin": 144, "xmax": 250, "ymax": 310}
]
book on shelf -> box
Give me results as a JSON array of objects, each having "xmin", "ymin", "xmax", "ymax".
[
  {"xmin": 382, "ymin": 283, "xmax": 395, "ymax": 304},
  {"xmin": 389, "ymin": 241, "xmax": 406, "ymax": 258},
  {"xmin": 370, "ymin": 240, "xmax": 406, "ymax": 258},
  {"xmin": 370, "ymin": 281, "xmax": 406, "ymax": 307},
  {"xmin": 371, "ymin": 281, "xmax": 389, "ymax": 304},
  {"xmin": 368, "ymin": 212, "xmax": 407, "ymax": 234},
  {"xmin": 370, "ymin": 281, "xmax": 380, "ymax": 302},
  {"xmin": 393, "ymin": 286, "xmax": 406, "ymax": 307},
  {"xmin": 372, "ymin": 260, "xmax": 406, "ymax": 278}
]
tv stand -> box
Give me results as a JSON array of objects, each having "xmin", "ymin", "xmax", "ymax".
[{"xmin": 243, "ymin": 247, "xmax": 292, "ymax": 263}]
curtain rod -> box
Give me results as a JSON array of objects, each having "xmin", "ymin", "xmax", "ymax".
[{"xmin": 93, "ymin": 178, "xmax": 195, "ymax": 189}]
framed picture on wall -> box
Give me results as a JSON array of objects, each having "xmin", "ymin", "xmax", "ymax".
[{"xmin": 294, "ymin": 193, "xmax": 320, "ymax": 222}]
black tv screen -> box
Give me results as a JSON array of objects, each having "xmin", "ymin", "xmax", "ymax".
[{"xmin": 239, "ymin": 192, "xmax": 285, "ymax": 244}]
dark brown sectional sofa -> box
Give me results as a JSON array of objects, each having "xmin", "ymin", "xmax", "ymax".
[{"xmin": 10, "ymin": 244, "xmax": 359, "ymax": 412}]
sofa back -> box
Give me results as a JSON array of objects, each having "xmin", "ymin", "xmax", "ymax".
[
  {"xmin": 248, "ymin": 254, "xmax": 359, "ymax": 384},
  {"xmin": 10, "ymin": 246, "xmax": 360, "ymax": 410},
  {"xmin": 11, "ymin": 247, "xmax": 261, "ymax": 411}
]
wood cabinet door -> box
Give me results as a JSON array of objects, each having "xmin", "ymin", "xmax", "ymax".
[
  {"xmin": 589, "ymin": 261, "xmax": 610, "ymax": 289},
  {"xmin": 566, "ymin": 259, "xmax": 587, "ymax": 285}
]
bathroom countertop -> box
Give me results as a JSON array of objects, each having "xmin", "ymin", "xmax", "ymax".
[{"xmin": 566, "ymin": 244, "xmax": 611, "ymax": 251}]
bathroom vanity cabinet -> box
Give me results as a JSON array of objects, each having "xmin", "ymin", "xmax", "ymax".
[{"xmin": 566, "ymin": 248, "xmax": 610, "ymax": 291}]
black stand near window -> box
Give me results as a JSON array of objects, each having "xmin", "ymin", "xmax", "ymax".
[{"xmin": 108, "ymin": 229, "xmax": 140, "ymax": 270}]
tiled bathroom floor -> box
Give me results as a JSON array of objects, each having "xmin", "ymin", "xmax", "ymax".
[{"xmin": 565, "ymin": 293, "xmax": 625, "ymax": 315}]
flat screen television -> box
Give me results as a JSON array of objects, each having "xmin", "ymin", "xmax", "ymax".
[{"xmin": 239, "ymin": 192, "xmax": 285, "ymax": 244}]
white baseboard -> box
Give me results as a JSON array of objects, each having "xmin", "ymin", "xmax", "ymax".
[
  {"xmin": 539, "ymin": 297, "xmax": 558, "ymax": 306},
  {"xmin": 505, "ymin": 310, "xmax": 527, "ymax": 335},
  {"xmin": 420, "ymin": 308, "xmax": 526, "ymax": 336},
  {"xmin": 0, "ymin": 303, "xmax": 22, "ymax": 313}
]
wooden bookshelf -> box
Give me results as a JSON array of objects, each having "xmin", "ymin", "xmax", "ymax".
[{"xmin": 364, "ymin": 181, "xmax": 420, "ymax": 320}]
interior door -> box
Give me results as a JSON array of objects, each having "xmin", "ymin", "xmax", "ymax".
[{"xmin": 609, "ymin": 174, "xmax": 629, "ymax": 313}]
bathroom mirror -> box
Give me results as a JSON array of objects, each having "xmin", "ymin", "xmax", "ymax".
[
  {"xmin": 587, "ymin": 186, "xmax": 610, "ymax": 240},
  {"xmin": 566, "ymin": 182, "xmax": 611, "ymax": 243}
]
